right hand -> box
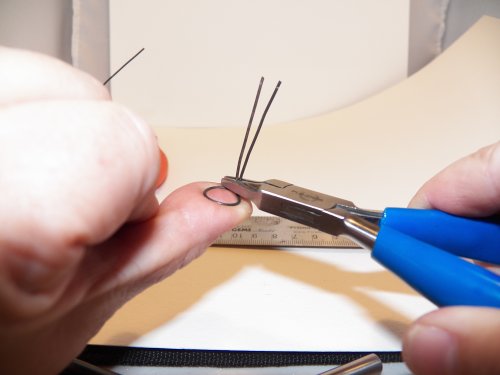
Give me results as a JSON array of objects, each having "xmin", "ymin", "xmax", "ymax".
[{"xmin": 403, "ymin": 141, "xmax": 500, "ymax": 375}]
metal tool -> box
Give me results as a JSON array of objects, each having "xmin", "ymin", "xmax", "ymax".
[
  {"xmin": 318, "ymin": 353, "xmax": 382, "ymax": 375},
  {"xmin": 213, "ymin": 216, "xmax": 360, "ymax": 247},
  {"xmin": 62, "ymin": 359, "xmax": 120, "ymax": 375},
  {"xmin": 221, "ymin": 176, "xmax": 500, "ymax": 307}
]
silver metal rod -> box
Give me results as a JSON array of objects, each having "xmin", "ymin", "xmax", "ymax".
[
  {"xmin": 318, "ymin": 353, "xmax": 383, "ymax": 375},
  {"xmin": 343, "ymin": 217, "xmax": 379, "ymax": 249}
]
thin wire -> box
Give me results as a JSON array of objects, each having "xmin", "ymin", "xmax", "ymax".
[
  {"xmin": 103, "ymin": 47, "xmax": 145, "ymax": 86},
  {"xmin": 203, "ymin": 185, "xmax": 241, "ymax": 206},
  {"xmin": 235, "ymin": 77, "xmax": 264, "ymax": 178},
  {"xmin": 239, "ymin": 80, "xmax": 281, "ymax": 179}
]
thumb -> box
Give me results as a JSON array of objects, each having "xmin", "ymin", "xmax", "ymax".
[
  {"xmin": 409, "ymin": 141, "xmax": 500, "ymax": 216},
  {"xmin": 403, "ymin": 307, "xmax": 500, "ymax": 375},
  {"xmin": 79, "ymin": 182, "xmax": 253, "ymax": 298}
]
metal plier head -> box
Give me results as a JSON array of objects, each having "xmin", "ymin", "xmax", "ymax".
[{"xmin": 221, "ymin": 176, "xmax": 382, "ymax": 248}]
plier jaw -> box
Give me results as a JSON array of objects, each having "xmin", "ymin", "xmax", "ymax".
[
  {"xmin": 221, "ymin": 176, "xmax": 380, "ymax": 248},
  {"xmin": 220, "ymin": 176, "xmax": 269, "ymax": 205}
]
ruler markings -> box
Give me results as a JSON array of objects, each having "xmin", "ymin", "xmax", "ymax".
[{"xmin": 212, "ymin": 216, "xmax": 361, "ymax": 248}]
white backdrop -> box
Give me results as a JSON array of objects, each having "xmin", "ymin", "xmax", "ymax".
[{"xmin": 109, "ymin": 0, "xmax": 410, "ymax": 127}]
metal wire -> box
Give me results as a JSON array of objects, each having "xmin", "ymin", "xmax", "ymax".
[
  {"xmin": 239, "ymin": 80, "xmax": 281, "ymax": 179},
  {"xmin": 103, "ymin": 47, "xmax": 145, "ymax": 86},
  {"xmin": 202, "ymin": 185, "xmax": 242, "ymax": 206},
  {"xmin": 236, "ymin": 77, "xmax": 264, "ymax": 178}
]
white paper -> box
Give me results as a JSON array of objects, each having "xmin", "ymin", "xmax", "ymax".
[{"xmin": 131, "ymin": 254, "xmax": 435, "ymax": 351}]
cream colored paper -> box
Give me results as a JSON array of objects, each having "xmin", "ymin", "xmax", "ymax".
[{"xmin": 92, "ymin": 17, "xmax": 500, "ymax": 352}]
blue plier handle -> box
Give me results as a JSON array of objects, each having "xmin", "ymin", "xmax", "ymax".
[{"xmin": 222, "ymin": 177, "xmax": 500, "ymax": 308}]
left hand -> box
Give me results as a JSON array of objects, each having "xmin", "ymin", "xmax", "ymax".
[{"xmin": 0, "ymin": 47, "xmax": 252, "ymax": 375}]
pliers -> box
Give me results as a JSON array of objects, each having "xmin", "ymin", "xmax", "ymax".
[{"xmin": 221, "ymin": 176, "xmax": 500, "ymax": 308}]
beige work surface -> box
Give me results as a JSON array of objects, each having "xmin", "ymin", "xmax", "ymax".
[{"xmin": 92, "ymin": 17, "xmax": 500, "ymax": 351}]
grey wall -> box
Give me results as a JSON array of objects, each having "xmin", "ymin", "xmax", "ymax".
[
  {"xmin": 0, "ymin": 0, "xmax": 110, "ymax": 82},
  {"xmin": 444, "ymin": 0, "xmax": 500, "ymax": 47},
  {"xmin": 0, "ymin": 0, "xmax": 72, "ymax": 63}
]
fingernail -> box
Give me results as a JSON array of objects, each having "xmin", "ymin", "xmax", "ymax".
[
  {"xmin": 155, "ymin": 148, "xmax": 168, "ymax": 188},
  {"xmin": 404, "ymin": 324, "xmax": 457, "ymax": 375},
  {"xmin": 408, "ymin": 193, "xmax": 430, "ymax": 209}
]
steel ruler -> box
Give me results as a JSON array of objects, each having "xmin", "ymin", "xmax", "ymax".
[{"xmin": 213, "ymin": 216, "xmax": 360, "ymax": 248}]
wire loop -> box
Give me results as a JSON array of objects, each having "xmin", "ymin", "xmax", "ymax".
[{"xmin": 202, "ymin": 185, "xmax": 241, "ymax": 206}]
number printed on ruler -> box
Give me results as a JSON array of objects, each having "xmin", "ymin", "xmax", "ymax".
[{"xmin": 213, "ymin": 216, "xmax": 360, "ymax": 248}]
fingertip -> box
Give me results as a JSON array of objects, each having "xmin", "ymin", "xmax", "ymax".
[
  {"xmin": 404, "ymin": 307, "xmax": 500, "ymax": 375},
  {"xmin": 196, "ymin": 182, "xmax": 253, "ymax": 223},
  {"xmin": 112, "ymin": 105, "xmax": 163, "ymax": 221},
  {"xmin": 206, "ymin": 184, "xmax": 253, "ymax": 221},
  {"xmin": 403, "ymin": 322, "xmax": 457, "ymax": 375},
  {"xmin": 233, "ymin": 195, "xmax": 253, "ymax": 222}
]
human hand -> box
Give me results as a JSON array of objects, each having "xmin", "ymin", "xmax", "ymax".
[
  {"xmin": 403, "ymin": 141, "xmax": 500, "ymax": 375},
  {"xmin": 0, "ymin": 47, "xmax": 251, "ymax": 374}
]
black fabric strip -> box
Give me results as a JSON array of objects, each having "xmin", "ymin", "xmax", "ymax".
[{"xmin": 79, "ymin": 345, "xmax": 402, "ymax": 368}]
